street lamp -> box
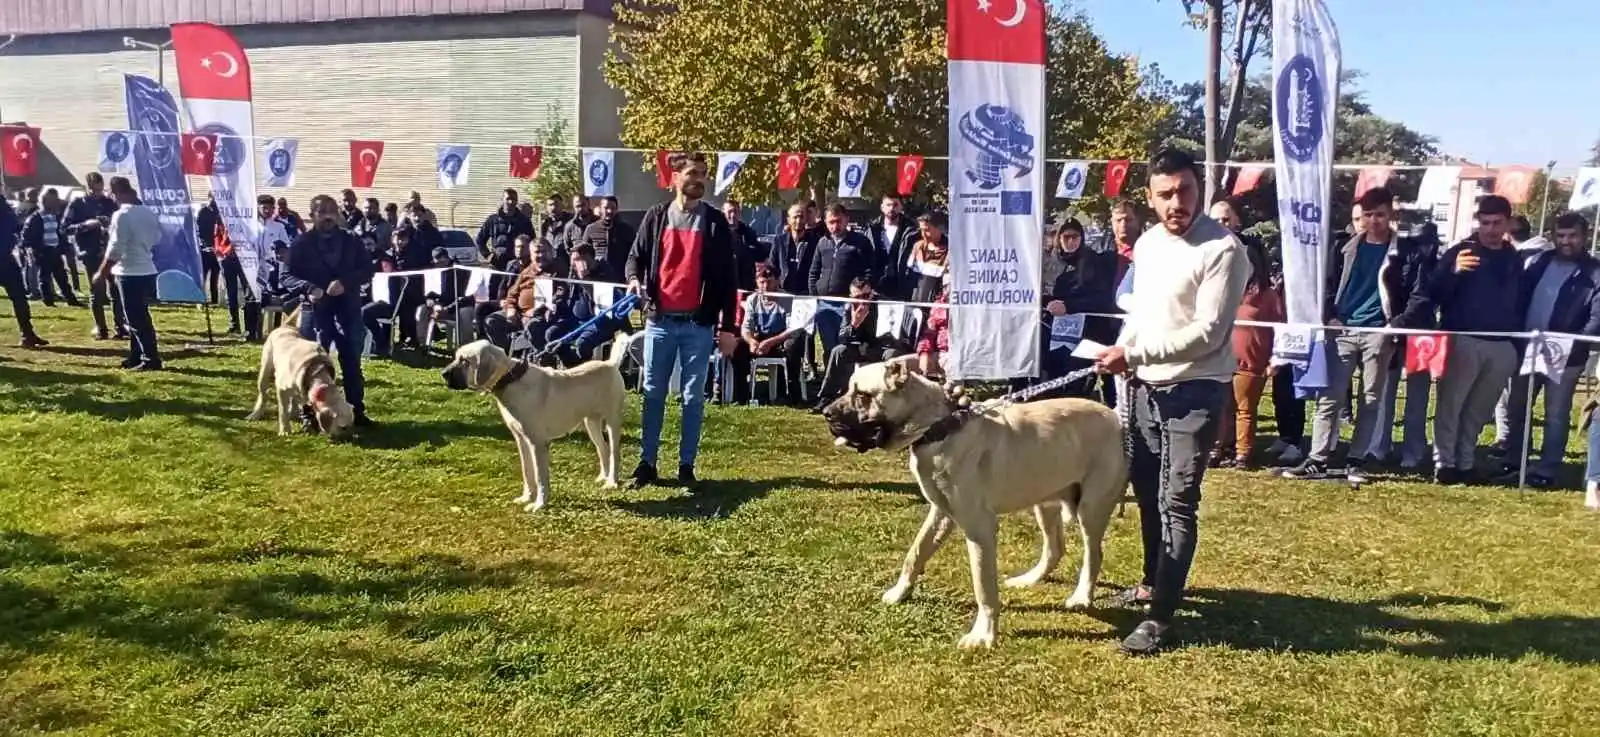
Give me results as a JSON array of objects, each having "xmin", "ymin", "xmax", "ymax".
[{"xmin": 122, "ymin": 37, "xmax": 173, "ymax": 84}]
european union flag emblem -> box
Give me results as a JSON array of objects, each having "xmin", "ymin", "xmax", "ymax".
[{"xmin": 999, "ymin": 191, "xmax": 1032, "ymax": 216}]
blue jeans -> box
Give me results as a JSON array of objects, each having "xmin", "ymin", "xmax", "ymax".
[
  {"xmin": 640, "ymin": 316, "xmax": 715, "ymax": 469},
  {"xmin": 310, "ymin": 296, "xmax": 366, "ymax": 414},
  {"xmin": 814, "ymin": 301, "xmax": 844, "ymax": 357},
  {"xmin": 116, "ymin": 274, "xmax": 159, "ymax": 366},
  {"xmin": 1588, "ymin": 414, "xmax": 1600, "ymax": 484}
]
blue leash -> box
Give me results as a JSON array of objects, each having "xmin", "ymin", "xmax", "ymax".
[{"xmin": 535, "ymin": 292, "xmax": 640, "ymax": 359}]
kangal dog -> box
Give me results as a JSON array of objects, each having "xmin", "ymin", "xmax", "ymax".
[
  {"xmin": 246, "ymin": 312, "xmax": 356, "ymax": 441},
  {"xmin": 821, "ymin": 359, "xmax": 1127, "ymax": 648}
]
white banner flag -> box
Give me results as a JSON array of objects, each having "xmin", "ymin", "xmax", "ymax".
[
  {"xmin": 582, "ymin": 150, "xmax": 615, "ymax": 197},
  {"xmin": 1055, "ymin": 161, "xmax": 1087, "ymax": 199},
  {"xmin": 838, "ymin": 157, "xmax": 868, "ymax": 199},
  {"xmin": 98, "ymin": 130, "xmax": 136, "ymax": 175},
  {"xmin": 1416, "ymin": 166, "xmax": 1461, "ymax": 207},
  {"xmin": 258, "ymin": 138, "xmax": 297, "ymax": 187},
  {"xmin": 946, "ymin": 0, "xmax": 1045, "ymax": 380},
  {"xmin": 1522, "ymin": 334, "xmax": 1575, "ymax": 379},
  {"xmin": 714, "ymin": 152, "xmax": 748, "ymax": 196},
  {"xmin": 1270, "ymin": 0, "xmax": 1341, "ymax": 366},
  {"xmin": 436, "ymin": 144, "xmax": 471, "ymax": 190},
  {"xmin": 1570, "ymin": 167, "xmax": 1600, "ymax": 211}
]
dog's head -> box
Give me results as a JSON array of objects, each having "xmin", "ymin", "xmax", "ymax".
[
  {"xmin": 308, "ymin": 382, "xmax": 355, "ymax": 441},
  {"xmin": 820, "ymin": 357, "xmax": 950, "ymax": 453},
  {"xmin": 442, "ymin": 340, "xmax": 513, "ymax": 392}
]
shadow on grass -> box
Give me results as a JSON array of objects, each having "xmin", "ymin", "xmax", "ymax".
[
  {"xmin": 352, "ymin": 417, "xmax": 509, "ymax": 449},
  {"xmin": 611, "ymin": 475, "xmax": 919, "ymax": 520}
]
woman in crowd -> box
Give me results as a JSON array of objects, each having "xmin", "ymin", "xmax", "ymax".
[
  {"xmin": 916, "ymin": 274, "xmax": 951, "ymax": 380},
  {"xmin": 1211, "ymin": 237, "xmax": 1283, "ymax": 469}
]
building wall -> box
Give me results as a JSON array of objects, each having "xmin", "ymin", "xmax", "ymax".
[
  {"xmin": 0, "ymin": 0, "xmax": 603, "ymax": 35},
  {"xmin": 0, "ymin": 11, "xmax": 652, "ymax": 229},
  {"xmin": 575, "ymin": 11, "xmax": 660, "ymax": 211}
]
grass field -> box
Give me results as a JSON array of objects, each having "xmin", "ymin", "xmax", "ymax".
[{"xmin": 3, "ymin": 303, "xmax": 1600, "ymax": 737}]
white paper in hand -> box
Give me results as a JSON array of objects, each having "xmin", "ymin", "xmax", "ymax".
[
  {"xmin": 1048, "ymin": 313, "xmax": 1085, "ymax": 351},
  {"xmin": 877, "ymin": 304, "xmax": 906, "ymax": 338},
  {"xmin": 1070, "ymin": 338, "xmax": 1108, "ymax": 361}
]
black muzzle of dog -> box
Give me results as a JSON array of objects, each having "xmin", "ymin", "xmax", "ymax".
[
  {"xmin": 821, "ymin": 398, "xmax": 896, "ymax": 454},
  {"xmin": 441, "ymin": 362, "xmax": 469, "ymax": 391}
]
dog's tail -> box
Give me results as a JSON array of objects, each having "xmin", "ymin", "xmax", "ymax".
[{"xmin": 606, "ymin": 330, "xmax": 644, "ymax": 369}]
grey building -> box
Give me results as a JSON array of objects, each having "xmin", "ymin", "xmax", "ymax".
[{"xmin": 0, "ymin": 0, "xmax": 660, "ymax": 229}]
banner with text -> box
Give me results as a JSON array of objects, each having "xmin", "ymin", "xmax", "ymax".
[
  {"xmin": 122, "ymin": 75, "xmax": 203, "ymax": 295},
  {"xmin": 946, "ymin": 0, "xmax": 1045, "ymax": 380}
]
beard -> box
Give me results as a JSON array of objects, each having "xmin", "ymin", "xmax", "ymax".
[{"xmin": 681, "ymin": 181, "xmax": 706, "ymax": 200}]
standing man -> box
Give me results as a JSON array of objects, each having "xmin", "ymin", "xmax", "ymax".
[
  {"xmin": 94, "ymin": 177, "xmax": 164, "ymax": 370},
  {"xmin": 624, "ymin": 151, "xmax": 740, "ymax": 490},
  {"xmin": 766, "ymin": 202, "xmax": 818, "ymax": 297},
  {"xmin": 66, "ymin": 172, "xmax": 124, "ymax": 339},
  {"xmin": 22, "ymin": 188, "xmax": 81, "ymax": 307},
  {"xmin": 1, "ymin": 195, "xmax": 46, "ymax": 347},
  {"xmin": 869, "ymin": 193, "xmax": 918, "ymax": 300},
  {"xmin": 476, "ymin": 188, "xmax": 535, "ymax": 258},
  {"xmin": 288, "ymin": 194, "xmax": 377, "ymax": 427},
  {"xmin": 1109, "ymin": 199, "xmax": 1143, "ymax": 280},
  {"xmin": 196, "ymin": 193, "xmax": 222, "ymax": 304},
  {"xmin": 1093, "ymin": 149, "xmax": 1249, "ymax": 656},
  {"xmin": 583, "ymin": 196, "xmax": 634, "ymax": 284},
  {"xmin": 808, "ymin": 204, "xmax": 878, "ymax": 358},
  {"xmin": 722, "ymin": 199, "xmax": 764, "ymax": 292}
]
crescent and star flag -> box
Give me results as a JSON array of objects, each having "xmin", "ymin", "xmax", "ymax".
[
  {"xmin": 1405, "ymin": 334, "xmax": 1449, "ymax": 380},
  {"xmin": 896, "ymin": 154, "xmax": 924, "ymax": 196},
  {"xmin": 509, "ymin": 145, "xmax": 542, "ymax": 179},
  {"xmin": 1232, "ymin": 164, "xmax": 1268, "ymax": 195},
  {"xmin": 349, "ymin": 140, "xmax": 384, "ymax": 188},
  {"xmin": 714, "ymin": 152, "xmax": 749, "ymax": 196},
  {"xmin": 0, "ymin": 125, "xmax": 40, "ymax": 177},
  {"xmin": 1493, "ymin": 165, "xmax": 1537, "ymax": 205},
  {"xmin": 436, "ymin": 143, "xmax": 471, "ymax": 189},
  {"xmin": 777, "ymin": 152, "xmax": 807, "ymax": 190},
  {"xmin": 259, "ymin": 138, "xmax": 297, "ymax": 188},
  {"xmin": 98, "ymin": 130, "xmax": 136, "ymax": 175},
  {"xmin": 1569, "ymin": 167, "xmax": 1600, "ymax": 210},
  {"xmin": 654, "ymin": 149, "xmax": 673, "ymax": 189},
  {"xmin": 947, "ymin": 0, "xmax": 1046, "ymax": 380},
  {"xmin": 838, "ymin": 157, "xmax": 868, "ymax": 199},
  {"xmin": 1355, "ymin": 166, "xmax": 1391, "ymax": 200},
  {"xmin": 582, "ymin": 149, "xmax": 615, "ymax": 197},
  {"xmin": 123, "ymin": 75, "xmax": 203, "ymax": 297},
  {"xmin": 1055, "ymin": 160, "xmax": 1087, "ymax": 199},
  {"xmin": 1269, "ymin": 0, "xmax": 1341, "ymax": 393},
  {"xmin": 171, "ymin": 22, "xmax": 262, "ymax": 299},
  {"xmin": 1103, "ymin": 159, "xmax": 1131, "ymax": 198},
  {"xmin": 180, "ymin": 133, "xmax": 218, "ymax": 175}
]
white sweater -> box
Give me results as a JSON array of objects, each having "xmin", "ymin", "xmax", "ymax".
[{"xmin": 1118, "ymin": 214, "xmax": 1250, "ymax": 384}]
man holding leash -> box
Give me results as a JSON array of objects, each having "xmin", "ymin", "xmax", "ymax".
[
  {"xmin": 625, "ymin": 151, "xmax": 740, "ymax": 490},
  {"xmin": 1094, "ymin": 149, "xmax": 1250, "ymax": 656},
  {"xmin": 287, "ymin": 194, "xmax": 376, "ymax": 428}
]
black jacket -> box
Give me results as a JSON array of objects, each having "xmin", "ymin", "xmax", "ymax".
[
  {"xmin": 476, "ymin": 208, "xmax": 535, "ymax": 255},
  {"xmin": 65, "ymin": 194, "xmax": 116, "ymax": 264},
  {"xmin": 286, "ymin": 227, "xmax": 376, "ymax": 310},
  {"xmin": 839, "ymin": 299, "xmax": 881, "ymax": 348},
  {"xmin": 196, "ymin": 203, "xmax": 220, "ymax": 254},
  {"xmin": 582, "ymin": 217, "xmax": 635, "ymax": 284},
  {"xmin": 396, "ymin": 220, "xmax": 442, "ymax": 270},
  {"xmin": 809, "ymin": 230, "xmax": 877, "ymax": 298},
  {"xmin": 1516, "ymin": 250, "xmax": 1600, "ymax": 366},
  {"xmin": 22, "ymin": 207, "xmax": 66, "ymax": 253},
  {"xmin": 625, "ymin": 201, "xmax": 740, "ymax": 332},
  {"xmin": 767, "ymin": 229, "xmax": 818, "ymax": 295},
  {"xmin": 868, "ymin": 216, "xmax": 919, "ymax": 299},
  {"xmin": 0, "ymin": 199, "xmax": 17, "ymax": 259},
  {"xmin": 731, "ymin": 222, "xmax": 765, "ymax": 292},
  {"xmin": 1326, "ymin": 231, "xmax": 1434, "ymax": 328},
  {"xmin": 1041, "ymin": 245, "xmax": 1120, "ymax": 346},
  {"xmin": 1405, "ymin": 239, "xmax": 1524, "ymax": 338}
]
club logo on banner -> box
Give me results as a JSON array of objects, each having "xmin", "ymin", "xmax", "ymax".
[
  {"xmin": 582, "ymin": 149, "xmax": 615, "ymax": 197},
  {"xmin": 259, "ymin": 138, "xmax": 297, "ymax": 187},
  {"xmin": 1571, "ymin": 167, "xmax": 1600, "ymax": 211},
  {"xmin": 122, "ymin": 74, "xmax": 203, "ymax": 297},
  {"xmin": 99, "ymin": 131, "xmax": 136, "ymax": 175},
  {"xmin": 714, "ymin": 152, "xmax": 748, "ymax": 196},
  {"xmin": 1055, "ymin": 161, "xmax": 1087, "ymax": 199},
  {"xmin": 947, "ymin": 0, "xmax": 1045, "ymax": 380},
  {"xmin": 1269, "ymin": 0, "xmax": 1341, "ymax": 383},
  {"xmin": 436, "ymin": 144, "xmax": 471, "ymax": 190},
  {"xmin": 838, "ymin": 157, "xmax": 868, "ymax": 199}
]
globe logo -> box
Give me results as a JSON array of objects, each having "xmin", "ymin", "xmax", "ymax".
[
  {"xmin": 194, "ymin": 122, "xmax": 245, "ymax": 176},
  {"xmin": 957, "ymin": 103, "xmax": 1036, "ymax": 191},
  {"xmin": 105, "ymin": 133, "xmax": 131, "ymax": 163},
  {"xmin": 1275, "ymin": 55, "xmax": 1324, "ymax": 164},
  {"xmin": 844, "ymin": 164, "xmax": 863, "ymax": 190},
  {"xmin": 440, "ymin": 153, "xmax": 464, "ymax": 180},
  {"xmin": 588, "ymin": 158, "xmax": 610, "ymax": 186},
  {"xmin": 1064, "ymin": 166, "xmax": 1083, "ymax": 191},
  {"xmin": 721, "ymin": 160, "xmax": 740, "ymax": 181},
  {"xmin": 1584, "ymin": 177, "xmax": 1596, "ymax": 198},
  {"xmin": 268, "ymin": 147, "xmax": 292, "ymax": 177}
]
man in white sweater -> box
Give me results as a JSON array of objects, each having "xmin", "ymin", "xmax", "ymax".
[
  {"xmin": 94, "ymin": 176, "xmax": 165, "ymax": 371},
  {"xmin": 1094, "ymin": 149, "xmax": 1250, "ymax": 656}
]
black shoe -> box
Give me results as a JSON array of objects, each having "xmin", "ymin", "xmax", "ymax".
[
  {"xmin": 91, "ymin": 329, "xmax": 109, "ymax": 341},
  {"xmin": 1434, "ymin": 466, "xmax": 1462, "ymax": 485},
  {"xmin": 120, "ymin": 357, "xmax": 141, "ymax": 369},
  {"xmin": 19, "ymin": 334, "xmax": 48, "ymax": 349},
  {"xmin": 678, "ymin": 464, "xmax": 699, "ymax": 490},
  {"xmin": 1281, "ymin": 460, "xmax": 1330, "ymax": 480},
  {"xmin": 1345, "ymin": 458, "xmax": 1371, "ymax": 484},
  {"xmin": 1119, "ymin": 619, "xmax": 1172, "ymax": 656},
  {"xmin": 133, "ymin": 361, "xmax": 164, "ymax": 372},
  {"xmin": 1110, "ymin": 584, "xmax": 1152, "ymax": 610},
  {"xmin": 628, "ymin": 462, "xmax": 659, "ymax": 490},
  {"xmin": 354, "ymin": 413, "xmax": 376, "ymax": 428}
]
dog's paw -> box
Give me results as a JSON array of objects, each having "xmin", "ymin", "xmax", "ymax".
[
  {"xmin": 880, "ymin": 582, "xmax": 913, "ymax": 605},
  {"xmin": 1004, "ymin": 571, "xmax": 1046, "ymax": 588},
  {"xmin": 1064, "ymin": 593, "xmax": 1093, "ymax": 611},
  {"xmin": 957, "ymin": 631, "xmax": 995, "ymax": 650},
  {"xmin": 523, "ymin": 498, "xmax": 547, "ymax": 513}
]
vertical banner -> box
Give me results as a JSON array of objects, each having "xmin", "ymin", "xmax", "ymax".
[
  {"xmin": 122, "ymin": 75, "xmax": 203, "ymax": 294},
  {"xmin": 947, "ymin": 0, "xmax": 1045, "ymax": 380},
  {"xmin": 1270, "ymin": 0, "xmax": 1341, "ymax": 369},
  {"xmin": 171, "ymin": 22, "xmax": 262, "ymax": 299}
]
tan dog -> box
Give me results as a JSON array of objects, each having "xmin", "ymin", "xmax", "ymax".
[
  {"xmin": 441, "ymin": 332, "xmax": 640, "ymax": 512},
  {"xmin": 822, "ymin": 359, "xmax": 1127, "ymax": 649},
  {"xmin": 246, "ymin": 314, "xmax": 356, "ymax": 440}
]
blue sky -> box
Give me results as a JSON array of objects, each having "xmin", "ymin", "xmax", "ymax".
[{"xmin": 1070, "ymin": 0, "xmax": 1599, "ymax": 172}]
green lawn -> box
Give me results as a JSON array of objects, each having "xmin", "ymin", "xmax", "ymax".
[{"xmin": 2, "ymin": 303, "xmax": 1599, "ymax": 737}]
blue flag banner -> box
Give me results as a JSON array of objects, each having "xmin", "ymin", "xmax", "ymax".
[{"xmin": 123, "ymin": 74, "xmax": 204, "ymax": 301}]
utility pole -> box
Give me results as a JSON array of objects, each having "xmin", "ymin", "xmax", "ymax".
[
  {"xmin": 122, "ymin": 37, "xmax": 172, "ymax": 84},
  {"xmin": 1203, "ymin": 0, "xmax": 1223, "ymax": 204}
]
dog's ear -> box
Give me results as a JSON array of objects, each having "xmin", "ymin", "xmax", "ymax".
[
  {"xmin": 468, "ymin": 350, "xmax": 500, "ymax": 390},
  {"xmin": 883, "ymin": 358, "xmax": 909, "ymax": 392}
]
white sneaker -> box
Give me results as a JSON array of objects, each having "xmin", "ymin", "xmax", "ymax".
[
  {"xmin": 1586, "ymin": 481, "xmax": 1600, "ymax": 511},
  {"xmin": 1277, "ymin": 445, "xmax": 1305, "ymax": 465}
]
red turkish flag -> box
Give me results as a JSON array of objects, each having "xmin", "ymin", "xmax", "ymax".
[
  {"xmin": 777, "ymin": 152, "xmax": 808, "ymax": 190},
  {"xmin": 509, "ymin": 145, "xmax": 542, "ymax": 179},
  {"xmin": 349, "ymin": 140, "xmax": 385, "ymax": 188},
  {"xmin": 170, "ymin": 23, "xmax": 252, "ymax": 101},
  {"xmin": 1232, "ymin": 165, "xmax": 1268, "ymax": 196},
  {"xmin": 1355, "ymin": 166, "xmax": 1392, "ymax": 200},
  {"xmin": 948, "ymin": 0, "xmax": 1045, "ymax": 65},
  {"xmin": 0, "ymin": 125, "xmax": 40, "ymax": 177},
  {"xmin": 1103, "ymin": 159, "xmax": 1131, "ymax": 198},
  {"xmin": 896, "ymin": 154, "xmax": 924, "ymax": 196},
  {"xmin": 181, "ymin": 133, "xmax": 218, "ymax": 176},
  {"xmin": 654, "ymin": 149, "xmax": 674, "ymax": 189},
  {"xmin": 1494, "ymin": 166, "xmax": 1537, "ymax": 205},
  {"xmin": 1405, "ymin": 334, "xmax": 1450, "ymax": 380}
]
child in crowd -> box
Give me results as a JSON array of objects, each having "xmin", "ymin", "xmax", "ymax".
[{"xmin": 917, "ymin": 275, "xmax": 951, "ymax": 379}]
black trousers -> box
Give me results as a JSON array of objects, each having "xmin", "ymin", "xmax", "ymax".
[
  {"xmin": 116, "ymin": 274, "xmax": 160, "ymax": 366},
  {"xmin": 222, "ymin": 255, "xmax": 249, "ymax": 329},
  {"xmin": 63, "ymin": 248, "xmax": 81, "ymax": 291},
  {"xmin": 1272, "ymin": 363, "xmax": 1306, "ymax": 444},
  {"xmin": 395, "ymin": 278, "xmax": 425, "ymax": 348},
  {"xmin": 0, "ymin": 255, "xmax": 37, "ymax": 338},
  {"xmin": 1127, "ymin": 378, "xmax": 1227, "ymax": 623},
  {"xmin": 730, "ymin": 334, "xmax": 807, "ymax": 404},
  {"xmin": 200, "ymin": 250, "xmax": 221, "ymax": 304},
  {"xmin": 34, "ymin": 247, "xmax": 78, "ymax": 306},
  {"xmin": 482, "ymin": 310, "xmax": 550, "ymax": 354},
  {"xmin": 818, "ymin": 342, "xmax": 901, "ymax": 401},
  {"xmin": 362, "ymin": 301, "xmax": 395, "ymax": 356}
]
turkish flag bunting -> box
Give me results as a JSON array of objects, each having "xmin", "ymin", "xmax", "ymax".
[
  {"xmin": 777, "ymin": 152, "xmax": 808, "ymax": 190},
  {"xmin": 896, "ymin": 154, "xmax": 924, "ymax": 196},
  {"xmin": 1355, "ymin": 167, "xmax": 1392, "ymax": 200},
  {"xmin": 509, "ymin": 145, "xmax": 542, "ymax": 179},
  {"xmin": 0, "ymin": 125, "xmax": 41, "ymax": 177},
  {"xmin": 1103, "ymin": 159, "xmax": 1131, "ymax": 198},
  {"xmin": 654, "ymin": 149, "xmax": 674, "ymax": 189},
  {"xmin": 1232, "ymin": 165, "xmax": 1268, "ymax": 196},
  {"xmin": 349, "ymin": 140, "xmax": 385, "ymax": 188},
  {"xmin": 1405, "ymin": 334, "xmax": 1450, "ymax": 380},
  {"xmin": 180, "ymin": 133, "xmax": 218, "ymax": 176},
  {"xmin": 1494, "ymin": 166, "xmax": 1537, "ymax": 205}
]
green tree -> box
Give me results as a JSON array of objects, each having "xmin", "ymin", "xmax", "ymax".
[
  {"xmin": 522, "ymin": 105, "xmax": 580, "ymax": 223},
  {"xmin": 605, "ymin": 0, "xmax": 1168, "ymax": 208},
  {"xmin": 1164, "ymin": 0, "xmax": 1272, "ymax": 200}
]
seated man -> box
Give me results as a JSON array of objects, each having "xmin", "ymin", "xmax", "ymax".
[
  {"xmin": 476, "ymin": 234, "xmax": 532, "ymax": 340},
  {"xmin": 731, "ymin": 263, "xmax": 807, "ymax": 404},
  {"xmin": 361, "ymin": 230, "xmax": 404, "ymax": 357},
  {"xmin": 259, "ymin": 242, "xmax": 311, "ymax": 329},
  {"xmin": 544, "ymin": 245, "xmax": 618, "ymax": 366},
  {"xmin": 811, "ymin": 277, "xmax": 906, "ymax": 412},
  {"xmin": 483, "ymin": 248, "xmax": 552, "ymax": 354},
  {"xmin": 413, "ymin": 247, "xmax": 474, "ymax": 350}
]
